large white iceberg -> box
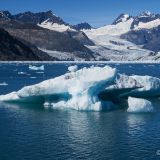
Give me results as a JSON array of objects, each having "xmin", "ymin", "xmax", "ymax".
[
  {"xmin": 1, "ymin": 65, "xmax": 160, "ymax": 112},
  {"xmin": 0, "ymin": 66, "xmax": 116, "ymax": 111}
]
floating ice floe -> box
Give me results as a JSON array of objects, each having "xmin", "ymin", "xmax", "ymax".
[
  {"xmin": 0, "ymin": 82, "xmax": 8, "ymax": 86},
  {"xmin": 1, "ymin": 66, "xmax": 160, "ymax": 112},
  {"xmin": 18, "ymin": 72, "xmax": 27, "ymax": 75},
  {"xmin": 29, "ymin": 65, "xmax": 44, "ymax": 71},
  {"xmin": 36, "ymin": 72, "xmax": 44, "ymax": 74},
  {"xmin": 30, "ymin": 77, "xmax": 37, "ymax": 79},
  {"xmin": 68, "ymin": 65, "xmax": 78, "ymax": 72},
  {"xmin": 127, "ymin": 97, "xmax": 154, "ymax": 113}
]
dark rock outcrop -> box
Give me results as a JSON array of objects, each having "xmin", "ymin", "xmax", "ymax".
[
  {"xmin": 0, "ymin": 28, "xmax": 49, "ymax": 60},
  {"xmin": 73, "ymin": 22, "xmax": 92, "ymax": 30}
]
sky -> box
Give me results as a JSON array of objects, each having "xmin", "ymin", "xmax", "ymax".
[{"xmin": 1, "ymin": 0, "xmax": 160, "ymax": 27}]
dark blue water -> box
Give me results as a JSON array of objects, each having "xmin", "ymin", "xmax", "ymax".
[{"xmin": 0, "ymin": 63, "xmax": 160, "ymax": 160}]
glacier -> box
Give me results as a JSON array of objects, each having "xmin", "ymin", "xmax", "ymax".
[{"xmin": 0, "ymin": 65, "xmax": 160, "ymax": 112}]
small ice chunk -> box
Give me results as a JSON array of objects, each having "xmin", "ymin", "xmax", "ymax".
[
  {"xmin": 68, "ymin": 65, "xmax": 78, "ymax": 72},
  {"xmin": 18, "ymin": 72, "xmax": 26, "ymax": 75},
  {"xmin": 44, "ymin": 102, "xmax": 51, "ymax": 109},
  {"xmin": 0, "ymin": 82, "xmax": 8, "ymax": 86},
  {"xmin": 29, "ymin": 65, "xmax": 44, "ymax": 71},
  {"xmin": 30, "ymin": 77, "xmax": 37, "ymax": 79},
  {"xmin": 127, "ymin": 97, "xmax": 154, "ymax": 113}
]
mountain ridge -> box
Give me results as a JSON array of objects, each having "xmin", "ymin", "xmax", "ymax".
[
  {"xmin": 1, "ymin": 10, "xmax": 160, "ymax": 61},
  {"xmin": 0, "ymin": 10, "xmax": 95, "ymax": 61}
]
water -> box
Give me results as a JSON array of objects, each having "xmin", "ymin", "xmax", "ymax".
[{"xmin": 0, "ymin": 63, "xmax": 160, "ymax": 160}]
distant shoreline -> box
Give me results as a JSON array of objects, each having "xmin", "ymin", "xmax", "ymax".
[{"xmin": 0, "ymin": 61, "xmax": 160, "ymax": 64}]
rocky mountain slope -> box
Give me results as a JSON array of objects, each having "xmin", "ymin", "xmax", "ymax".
[
  {"xmin": 0, "ymin": 28, "xmax": 50, "ymax": 60},
  {"xmin": 0, "ymin": 10, "xmax": 95, "ymax": 61}
]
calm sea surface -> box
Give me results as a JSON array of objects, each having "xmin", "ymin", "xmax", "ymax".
[{"xmin": 0, "ymin": 63, "xmax": 160, "ymax": 160}]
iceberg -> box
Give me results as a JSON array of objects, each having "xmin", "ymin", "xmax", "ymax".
[
  {"xmin": 68, "ymin": 65, "xmax": 78, "ymax": 72},
  {"xmin": 0, "ymin": 66, "xmax": 116, "ymax": 111},
  {"xmin": 127, "ymin": 97, "xmax": 154, "ymax": 113},
  {"xmin": 18, "ymin": 72, "xmax": 27, "ymax": 75},
  {"xmin": 29, "ymin": 65, "xmax": 44, "ymax": 71},
  {"xmin": 1, "ymin": 65, "xmax": 160, "ymax": 112},
  {"xmin": 105, "ymin": 74, "xmax": 160, "ymax": 98}
]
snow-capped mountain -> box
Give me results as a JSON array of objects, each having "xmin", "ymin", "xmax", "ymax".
[
  {"xmin": 112, "ymin": 13, "xmax": 132, "ymax": 25},
  {"xmin": 83, "ymin": 11, "xmax": 160, "ymax": 61},
  {"xmin": 1, "ymin": 10, "xmax": 160, "ymax": 61},
  {"xmin": 0, "ymin": 11, "xmax": 12, "ymax": 20},
  {"xmin": 13, "ymin": 10, "xmax": 65, "ymax": 25},
  {"xmin": 14, "ymin": 10, "xmax": 76, "ymax": 32},
  {"xmin": 0, "ymin": 10, "xmax": 95, "ymax": 61},
  {"xmin": 38, "ymin": 19, "xmax": 75, "ymax": 32}
]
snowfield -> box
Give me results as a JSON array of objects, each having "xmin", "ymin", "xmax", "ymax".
[
  {"xmin": 135, "ymin": 18, "xmax": 160, "ymax": 30},
  {"xmin": 38, "ymin": 19, "xmax": 75, "ymax": 32},
  {"xmin": 85, "ymin": 18, "xmax": 133, "ymax": 36}
]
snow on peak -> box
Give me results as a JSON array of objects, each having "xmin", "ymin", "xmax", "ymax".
[
  {"xmin": 135, "ymin": 18, "xmax": 160, "ymax": 30},
  {"xmin": 112, "ymin": 13, "xmax": 131, "ymax": 25},
  {"xmin": 139, "ymin": 11, "xmax": 153, "ymax": 17},
  {"xmin": 38, "ymin": 19, "xmax": 75, "ymax": 32},
  {"xmin": 85, "ymin": 17, "xmax": 133, "ymax": 36}
]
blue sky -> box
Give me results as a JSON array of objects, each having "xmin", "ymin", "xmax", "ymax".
[{"xmin": 1, "ymin": 0, "xmax": 160, "ymax": 27}]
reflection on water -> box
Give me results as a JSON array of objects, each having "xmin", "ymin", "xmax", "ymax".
[{"xmin": 0, "ymin": 101, "xmax": 160, "ymax": 159}]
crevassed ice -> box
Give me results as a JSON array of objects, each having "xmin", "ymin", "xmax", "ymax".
[{"xmin": 108, "ymin": 74, "xmax": 160, "ymax": 94}]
